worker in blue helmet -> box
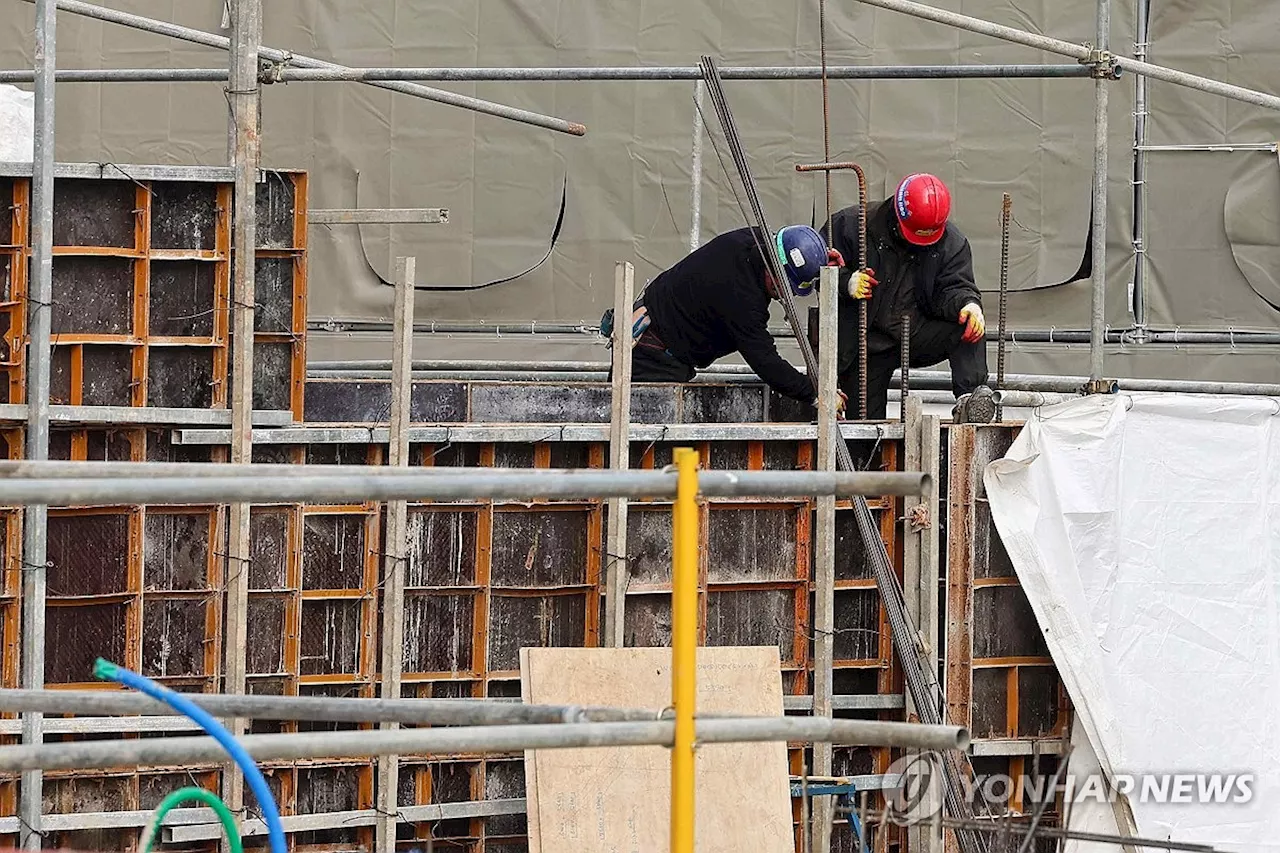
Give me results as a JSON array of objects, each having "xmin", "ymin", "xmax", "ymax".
[{"xmin": 603, "ymin": 225, "xmax": 846, "ymax": 411}]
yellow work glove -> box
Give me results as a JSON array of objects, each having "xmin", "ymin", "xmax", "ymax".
[
  {"xmin": 959, "ymin": 302, "xmax": 986, "ymax": 343},
  {"xmin": 848, "ymin": 267, "xmax": 878, "ymax": 300}
]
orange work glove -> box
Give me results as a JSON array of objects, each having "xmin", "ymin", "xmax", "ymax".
[
  {"xmin": 959, "ymin": 302, "xmax": 986, "ymax": 343},
  {"xmin": 827, "ymin": 247, "xmax": 846, "ymax": 267},
  {"xmin": 848, "ymin": 267, "xmax": 878, "ymax": 300},
  {"xmin": 836, "ymin": 388, "xmax": 848, "ymax": 419}
]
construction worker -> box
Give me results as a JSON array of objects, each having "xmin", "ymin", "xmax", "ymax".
[
  {"xmin": 820, "ymin": 173, "xmax": 995, "ymax": 422},
  {"xmin": 604, "ymin": 225, "xmax": 846, "ymax": 412}
]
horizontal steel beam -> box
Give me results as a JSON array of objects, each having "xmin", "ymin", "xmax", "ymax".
[
  {"xmin": 0, "ymin": 64, "xmax": 1093, "ymax": 84},
  {"xmin": 0, "ymin": 717, "xmax": 969, "ymax": 771},
  {"xmin": 0, "ymin": 466, "xmax": 926, "ymax": 504},
  {"xmin": 309, "ymin": 208, "xmax": 448, "ymax": 225},
  {"xmin": 169, "ymin": 422, "xmax": 907, "ymax": 445}
]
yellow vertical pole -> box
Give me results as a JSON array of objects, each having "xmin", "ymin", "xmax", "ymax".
[{"xmin": 670, "ymin": 446, "xmax": 699, "ymax": 853}]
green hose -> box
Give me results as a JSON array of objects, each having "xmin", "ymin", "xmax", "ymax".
[{"xmin": 141, "ymin": 786, "xmax": 242, "ymax": 853}]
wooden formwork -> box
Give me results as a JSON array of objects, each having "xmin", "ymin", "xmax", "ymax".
[
  {"xmin": 0, "ymin": 166, "xmax": 307, "ymax": 419},
  {"xmin": 0, "ymin": 429, "xmax": 910, "ymax": 852},
  {"xmin": 944, "ymin": 424, "xmax": 1071, "ymax": 842}
]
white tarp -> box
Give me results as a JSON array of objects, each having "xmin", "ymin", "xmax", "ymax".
[
  {"xmin": 0, "ymin": 84, "xmax": 33, "ymax": 161},
  {"xmin": 984, "ymin": 394, "xmax": 1280, "ymax": 852}
]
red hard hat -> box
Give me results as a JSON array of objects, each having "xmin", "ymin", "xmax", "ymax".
[{"xmin": 893, "ymin": 173, "xmax": 951, "ymax": 246}]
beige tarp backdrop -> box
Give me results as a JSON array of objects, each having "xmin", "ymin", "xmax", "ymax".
[{"xmin": 1, "ymin": 0, "xmax": 1277, "ymax": 381}]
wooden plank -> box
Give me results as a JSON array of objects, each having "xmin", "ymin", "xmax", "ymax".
[
  {"xmin": 376, "ymin": 257, "xmax": 415, "ymax": 853},
  {"xmin": 521, "ymin": 646, "xmax": 792, "ymax": 853},
  {"xmin": 944, "ymin": 425, "xmax": 977, "ymax": 853},
  {"xmin": 811, "ymin": 265, "xmax": 839, "ymax": 853},
  {"xmin": 603, "ymin": 261, "xmax": 634, "ymax": 647}
]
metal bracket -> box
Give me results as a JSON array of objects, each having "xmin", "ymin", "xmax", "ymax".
[
  {"xmin": 906, "ymin": 503, "xmax": 931, "ymax": 533},
  {"xmin": 1080, "ymin": 47, "xmax": 1121, "ymax": 79},
  {"xmin": 1081, "ymin": 378, "xmax": 1119, "ymax": 395}
]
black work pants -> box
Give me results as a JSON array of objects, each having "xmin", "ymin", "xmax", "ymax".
[
  {"xmin": 838, "ymin": 318, "xmax": 988, "ymax": 420},
  {"xmin": 628, "ymin": 341, "xmax": 696, "ymax": 383}
]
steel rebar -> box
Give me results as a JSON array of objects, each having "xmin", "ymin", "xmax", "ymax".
[
  {"xmin": 0, "ymin": 65, "xmax": 1094, "ymax": 83},
  {"xmin": 0, "ymin": 468, "xmax": 927, "ymax": 506},
  {"xmin": 20, "ymin": 0, "xmax": 57, "ymax": 842},
  {"xmin": 20, "ymin": 0, "xmax": 585, "ymax": 135},
  {"xmin": 0, "ymin": 717, "xmax": 969, "ymax": 772},
  {"xmin": 899, "ymin": 314, "xmax": 910, "ymax": 424},
  {"xmin": 854, "ymin": 0, "xmax": 1280, "ymax": 111},
  {"xmin": 996, "ymin": 193, "xmax": 1011, "ymax": 420}
]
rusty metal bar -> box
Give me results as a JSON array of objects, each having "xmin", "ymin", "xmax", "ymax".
[{"xmin": 996, "ymin": 193, "xmax": 1011, "ymax": 420}]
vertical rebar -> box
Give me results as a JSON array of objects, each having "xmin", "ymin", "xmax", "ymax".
[
  {"xmin": 855, "ymin": 169, "xmax": 869, "ymax": 420},
  {"xmin": 689, "ymin": 80, "xmax": 705, "ymax": 251},
  {"xmin": 222, "ymin": 0, "xmax": 262, "ymax": 838},
  {"xmin": 995, "ymin": 193, "xmax": 1011, "ymax": 421},
  {"xmin": 19, "ymin": 0, "xmax": 56, "ymax": 846},
  {"xmin": 1089, "ymin": 0, "xmax": 1111, "ymax": 382},
  {"xmin": 899, "ymin": 314, "xmax": 910, "ymax": 423}
]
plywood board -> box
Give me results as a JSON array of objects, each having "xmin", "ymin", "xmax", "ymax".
[{"xmin": 521, "ymin": 646, "xmax": 793, "ymax": 853}]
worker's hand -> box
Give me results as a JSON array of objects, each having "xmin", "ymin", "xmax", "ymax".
[
  {"xmin": 836, "ymin": 389, "xmax": 848, "ymax": 419},
  {"xmin": 959, "ymin": 302, "xmax": 986, "ymax": 343},
  {"xmin": 827, "ymin": 247, "xmax": 845, "ymax": 267},
  {"xmin": 848, "ymin": 267, "xmax": 877, "ymax": 300}
]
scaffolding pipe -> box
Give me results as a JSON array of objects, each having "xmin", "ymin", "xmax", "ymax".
[
  {"xmin": 1089, "ymin": 0, "xmax": 1112, "ymax": 382},
  {"xmin": 991, "ymin": 390, "xmax": 1074, "ymax": 408},
  {"xmin": 19, "ymin": 0, "xmax": 57, "ymax": 844},
  {"xmin": 906, "ymin": 370, "xmax": 1280, "ymax": 397},
  {"xmin": 0, "ymin": 469, "xmax": 928, "ymax": 506},
  {"xmin": 0, "ymin": 717, "xmax": 970, "ymax": 772},
  {"xmin": 0, "ymin": 689, "xmax": 660, "ymax": 726},
  {"xmin": 0, "ymin": 64, "xmax": 1096, "ymax": 84},
  {"xmin": 310, "ymin": 323, "xmax": 1280, "ymax": 345},
  {"xmin": 1131, "ymin": 0, "xmax": 1151, "ymax": 330},
  {"xmin": 22, "ymin": 0, "xmax": 586, "ymax": 136},
  {"xmin": 853, "ymin": 0, "xmax": 1280, "ymax": 112}
]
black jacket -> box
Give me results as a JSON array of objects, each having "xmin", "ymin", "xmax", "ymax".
[
  {"xmin": 640, "ymin": 228, "xmax": 814, "ymax": 402},
  {"xmin": 821, "ymin": 201, "xmax": 981, "ymax": 366}
]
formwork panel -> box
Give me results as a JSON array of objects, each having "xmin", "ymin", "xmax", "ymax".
[
  {"xmin": 487, "ymin": 593, "xmax": 587, "ymax": 672},
  {"xmin": 405, "ymin": 509, "xmax": 478, "ymax": 588},
  {"xmin": 705, "ymin": 588, "xmax": 795, "ymax": 657},
  {"xmin": 150, "ymin": 181, "xmax": 218, "ymax": 250},
  {"xmin": 706, "ymin": 506, "xmax": 799, "ymax": 583},
  {"xmin": 46, "ymin": 602, "xmax": 128, "ymax": 684},
  {"xmin": 0, "ymin": 168, "xmax": 304, "ymax": 417},
  {"xmin": 51, "ymin": 256, "xmax": 135, "ymax": 336},
  {"xmin": 141, "ymin": 598, "xmax": 208, "ymax": 678},
  {"xmin": 143, "ymin": 510, "xmax": 211, "ymax": 590},
  {"xmin": 148, "ymin": 260, "xmax": 216, "ymax": 337},
  {"xmin": 490, "ymin": 509, "xmax": 588, "ymax": 588},
  {"xmin": 51, "ymin": 179, "xmax": 136, "ymax": 248},
  {"xmin": 299, "ymin": 599, "xmax": 364, "ymax": 676},
  {"xmin": 404, "ymin": 593, "xmax": 474, "ymax": 674},
  {"xmin": 47, "ymin": 512, "xmax": 129, "ymax": 596}
]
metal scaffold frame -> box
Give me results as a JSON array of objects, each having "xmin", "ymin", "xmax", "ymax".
[{"xmin": 9, "ymin": 0, "xmax": 1280, "ymax": 848}]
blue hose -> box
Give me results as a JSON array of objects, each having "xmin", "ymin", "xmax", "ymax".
[{"xmin": 94, "ymin": 658, "xmax": 286, "ymax": 853}]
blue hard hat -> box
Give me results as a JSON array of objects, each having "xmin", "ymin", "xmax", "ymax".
[{"xmin": 774, "ymin": 225, "xmax": 828, "ymax": 297}]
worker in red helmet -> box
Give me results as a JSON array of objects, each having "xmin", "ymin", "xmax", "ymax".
[{"xmin": 820, "ymin": 173, "xmax": 994, "ymax": 423}]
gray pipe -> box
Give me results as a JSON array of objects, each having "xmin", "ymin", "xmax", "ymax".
[
  {"xmin": 991, "ymin": 390, "xmax": 1074, "ymax": 408},
  {"xmin": 0, "ymin": 468, "xmax": 926, "ymax": 506},
  {"xmin": 0, "ymin": 689, "xmax": 655, "ymax": 726},
  {"xmin": 21, "ymin": 0, "xmax": 57, "ymax": 845},
  {"xmin": 21, "ymin": 0, "xmax": 586, "ymax": 136},
  {"xmin": 0, "ymin": 64, "xmax": 1094, "ymax": 84},
  {"xmin": 854, "ymin": 0, "xmax": 1280, "ymax": 111},
  {"xmin": 0, "ymin": 717, "xmax": 969, "ymax": 772}
]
